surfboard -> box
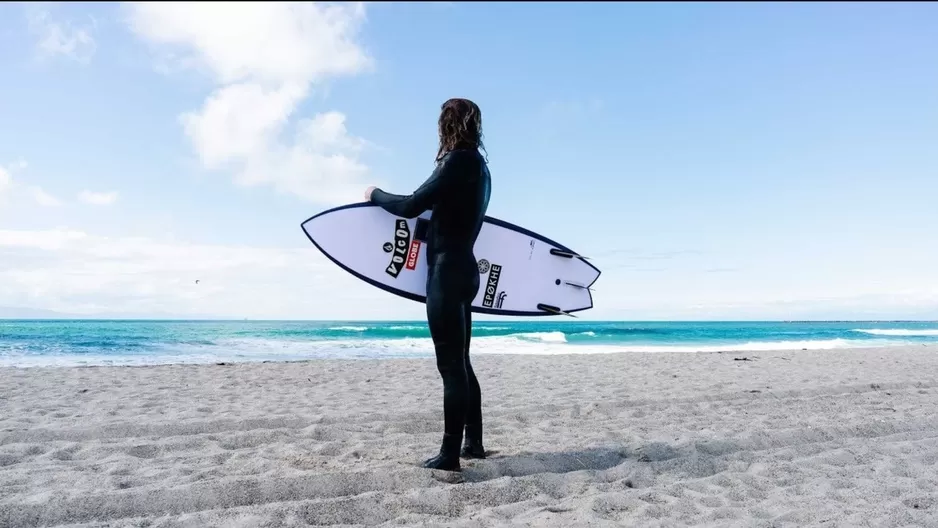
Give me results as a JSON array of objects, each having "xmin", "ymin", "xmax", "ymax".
[{"xmin": 300, "ymin": 203, "xmax": 600, "ymax": 316}]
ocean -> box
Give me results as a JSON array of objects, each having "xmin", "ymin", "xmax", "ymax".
[{"xmin": 1, "ymin": 320, "xmax": 937, "ymax": 368}]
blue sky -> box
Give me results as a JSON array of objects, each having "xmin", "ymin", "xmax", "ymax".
[{"xmin": 1, "ymin": 2, "xmax": 937, "ymax": 320}]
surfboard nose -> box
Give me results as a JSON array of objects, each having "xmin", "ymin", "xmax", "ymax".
[
  {"xmin": 301, "ymin": 205, "xmax": 364, "ymax": 247},
  {"xmin": 300, "ymin": 217, "xmax": 322, "ymax": 243}
]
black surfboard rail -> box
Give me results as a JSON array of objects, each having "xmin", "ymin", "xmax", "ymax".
[{"xmin": 300, "ymin": 202, "xmax": 600, "ymax": 317}]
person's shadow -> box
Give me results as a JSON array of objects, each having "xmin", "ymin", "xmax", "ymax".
[
  {"xmin": 458, "ymin": 446, "xmax": 631, "ymax": 483},
  {"xmin": 429, "ymin": 441, "xmax": 714, "ymax": 485},
  {"xmin": 425, "ymin": 440, "xmax": 732, "ymax": 486}
]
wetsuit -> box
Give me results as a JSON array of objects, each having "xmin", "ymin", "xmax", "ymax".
[{"xmin": 370, "ymin": 148, "xmax": 491, "ymax": 470}]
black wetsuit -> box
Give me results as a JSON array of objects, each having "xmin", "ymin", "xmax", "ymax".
[{"xmin": 370, "ymin": 148, "xmax": 491, "ymax": 470}]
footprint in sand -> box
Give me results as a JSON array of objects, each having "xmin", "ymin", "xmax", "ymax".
[{"xmin": 127, "ymin": 444, "xmax": 160, "ymax": 459}]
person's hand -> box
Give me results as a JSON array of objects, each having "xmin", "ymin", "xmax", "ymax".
[{"xmin": 364, "ymin": 186, "xmax": 376, "ymax": 201}]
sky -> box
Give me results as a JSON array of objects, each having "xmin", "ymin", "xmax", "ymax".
[{"xmin": 1, "ymin": 2, "xmax": 937, "ymax": 321}]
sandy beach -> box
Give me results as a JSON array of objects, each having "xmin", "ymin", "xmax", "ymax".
[{"xmin": 2, "ymin": 345, "xmax": 937, "ymax": 527}]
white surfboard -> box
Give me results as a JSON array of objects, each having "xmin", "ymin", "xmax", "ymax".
[{"xmin": 300, "ymin": 203, "xmax": 600, "ymax": 316}]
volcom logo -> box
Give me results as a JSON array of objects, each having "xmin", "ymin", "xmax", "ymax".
[
  {"xmin": 494, "ymin": 291, "xmax": 507, "ymax": 309},
  {"xmin": 477, "ymin": 259, "xmax": 490, "ymax": 274},
  {"xmin": 384, "ymin": 219, "xmax": 411, "ymax": 278},
  {"xmin": 482, "ymin": 264, "xmax": 502, "ymax": 307},
  {"xmin": 382, "ymin": 242, "xmax": 393, "ymax": 253}
]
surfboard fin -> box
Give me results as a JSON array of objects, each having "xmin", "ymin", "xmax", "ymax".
[
  {"xmin": 549, "ymin": 249, "xmax": 590, "ymax": 259},
  {"xmin": 563, "ymin": 280, "xmax": 595, "ymax": 291},
  {"xmin": 537, "ymin": 303, "xmax": 579, "ymax": 318}
]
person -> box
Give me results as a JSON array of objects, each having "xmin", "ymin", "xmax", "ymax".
[{"xmin": 364, "ymin": 98, "xmax": 491, "ymax": 471}]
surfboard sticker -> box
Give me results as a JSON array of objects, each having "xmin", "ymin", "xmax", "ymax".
[
  {"xmin": 405, "ymin": 240, "xmax": 421, "ymax": 271},
  {"xmin": 383, "ymin": 218, "xmax": 411, "ymax": 279},
  {"xmin": 481, "ymin": 263, "xmax": 503, "ymax": 308}
]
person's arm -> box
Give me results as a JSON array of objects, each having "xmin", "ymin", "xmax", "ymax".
[{"xmin": 369, "ymin": 158, "xmax": 451, "ymax": 218}]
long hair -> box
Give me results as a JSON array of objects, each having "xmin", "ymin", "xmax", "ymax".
[{"xmin": 435, "ymin": 98, "xmax": 487, "ymax": 163}]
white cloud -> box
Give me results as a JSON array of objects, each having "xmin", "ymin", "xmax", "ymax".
[
  {"xmin": 1, "ymin": 227, "xmax": 934, "ymax": 320},
  {"xmin": 77, "ymin": 190, "xmax": 119, "ymax": 206},
  {"xmin": 125, "ymin": 2, "xmax": 375, "ymax": 205},
  {"xmin": 0, "ymin": 161, "xmax": 62, "ymax": 208},
  {"xmin": 27, "ymin": 10, "xmax": 97, "ymax": 64},
  {"xmin": 0, "ymin": 166, "xmax": 12, "ymax": 196},
  {"xmin": 28, "ymin": 186, "xmax": 62, "ymax": 207},
  {"xmin": 590, "ymin": 258, "xmax": 938, "ymax": 320},
  {"xmin": 0, "ymin": 227, "xmax": 418, "ymax": 319},
  {"xmin": 593, "ymin": 291, "xmax": 938, "ymax": 321}
]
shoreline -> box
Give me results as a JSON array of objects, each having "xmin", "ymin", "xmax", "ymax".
[
  {"xmin": 3, "ymin": 317, "xmax": 938, "ymax": 322},
  {"xmin": 3, "ymin": 341, "xmax": 937, "ymax": 370},
  {"xmin": 2, "ymin": 345, "xmax": 937, "ymax": 526},
  {"xmin": 4, "ymin": 319, "xmax": 938, "ymax": 369}
]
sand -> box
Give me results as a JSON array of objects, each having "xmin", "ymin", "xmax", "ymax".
[{"xmin": 2, "ymin": 345, "xmax": 938, "ymax": 528}]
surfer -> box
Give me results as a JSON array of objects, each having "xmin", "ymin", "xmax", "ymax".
[{"xmin": 365, "ymin": 98, "xmax": 491, "ymax": 471}]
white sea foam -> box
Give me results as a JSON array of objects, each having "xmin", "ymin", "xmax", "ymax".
[
  {"xmin": 466, "ymin": 337, "xmax": 873, "ymax": 355},
  {"xmin": 852, "ymin": 328, "xmax": 938, "ymax": 337},
  {"xmin": 514, "ymin": 331, "xmax": 568, "ymax": 343},
  {"xmin": 328, "ymin": 326, "xmax": 369, "ymax": 332},
  {"xmin": 0, "ymin": 336, "xmax": 904, "ymax": 368},
  {"xmin": 386, "ymin": 325, "xmax": 506, "ymax": 331},
  {"xmin": 0, "ymin": 352, "xmax": 225, "ymax": 368}
]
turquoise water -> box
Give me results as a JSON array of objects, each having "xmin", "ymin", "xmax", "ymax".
[{"xmin": 1, "ymin": 320, "xmax": 937, "ymax": 367}]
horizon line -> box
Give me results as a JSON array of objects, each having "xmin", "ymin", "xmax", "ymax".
[{"xmin": 2, "ymin": 318, "xmax": 937, "ymax": 324}]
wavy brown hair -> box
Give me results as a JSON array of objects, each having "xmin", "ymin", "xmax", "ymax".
[{"xmin": 435, "ymin": 98, "xmax": 486, "ymax": 163}]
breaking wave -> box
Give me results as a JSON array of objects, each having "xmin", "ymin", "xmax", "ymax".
[{"xmin": 852, "ymin": 329, "xmax": 938, "ymax": 337}]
